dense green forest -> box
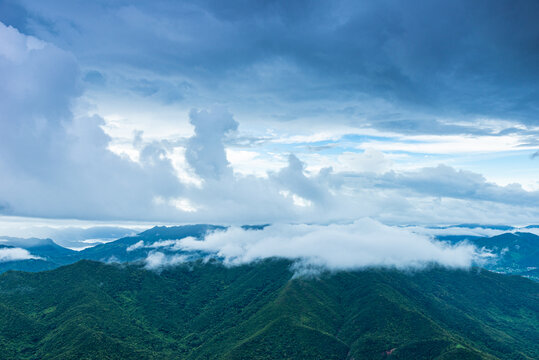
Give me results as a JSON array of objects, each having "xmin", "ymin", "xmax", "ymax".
[{"xmin": 0, "ymin": 259, "xmax": 537, "ymax": 359}]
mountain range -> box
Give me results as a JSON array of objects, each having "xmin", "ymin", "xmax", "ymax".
[
  {"xmin": 1, "ymin": 225, "xmax": 537, "ymax": 280},
  {"xmin": 0, "ymin": 225, "xmax": 537, "ymax": 358},
  {"xmin": 0, "ymin": 258, "xmax": 537, "ymax": 359}
]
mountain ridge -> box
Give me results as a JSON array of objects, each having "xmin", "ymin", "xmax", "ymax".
[{"xmin": 0, "ymin": 224, "xmax": 537, "ymax": 281}]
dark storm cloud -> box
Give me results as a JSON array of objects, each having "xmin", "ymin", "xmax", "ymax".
[{"xmin": 2, "ymin": 0, "xmax": 538, "ymax": 133}]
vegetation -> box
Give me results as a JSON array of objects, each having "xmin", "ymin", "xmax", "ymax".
[{"xmin": 0, "ymin": 259, "xmax": 537, "ymax": 359}]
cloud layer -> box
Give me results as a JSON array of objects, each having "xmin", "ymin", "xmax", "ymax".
[
  {"xmin": 0, "ymin": 247, "xmax": 41, "ymax": 262},
  {"xmin": 148, "ymin": 219, "xmax": 488, "ymax": 272}
]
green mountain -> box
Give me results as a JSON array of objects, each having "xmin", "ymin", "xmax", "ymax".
[
  {"xmin": 0, "ymin": 246, "xmax": 57, "ymax": 273},
  {"xmin": 76, "ymin": 224, "xmax": 226, "ymax": 263},
  {"xmin": 437, "ymin": 232, "xmax": 539, "ymax": 280},
  {"xmin": 0, "ymin": 225, "xmax": 225, "ymax": 273},
  {"xmin": 0, "ymin": 237, "xmax": 79, "ymax": 273},
  {"xmin": 0, "ymin": 260, "xmax": 537, "ymax": 359}
]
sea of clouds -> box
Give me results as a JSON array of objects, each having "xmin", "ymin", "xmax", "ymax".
[{"xmin": 141, "ymin": 219, "xmax": 493, "ymax": 272}]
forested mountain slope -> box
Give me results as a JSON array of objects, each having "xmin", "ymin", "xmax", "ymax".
[{"xmin": 0, "ymin": 260, "xmax": 537, "ymax": 360}]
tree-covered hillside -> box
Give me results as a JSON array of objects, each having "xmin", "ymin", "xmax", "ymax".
[{"xmin": 0, "ymin": 260, "xmax": 537, "ymax": 359}]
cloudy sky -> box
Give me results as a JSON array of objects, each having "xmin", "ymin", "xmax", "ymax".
[{"xmin": 1, "ymin": 0, "xmax": 539, "ymax": 238}]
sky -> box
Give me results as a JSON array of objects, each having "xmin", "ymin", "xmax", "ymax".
[{"xmin": 1, "ymin": 0, "xmax": 539, "ymax": 243}]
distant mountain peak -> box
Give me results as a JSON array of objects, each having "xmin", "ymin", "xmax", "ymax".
[{"xmin": 0, "ymin": 236, "xmax": 57, "ymax": 248}]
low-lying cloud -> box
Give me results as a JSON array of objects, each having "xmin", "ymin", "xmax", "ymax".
[
  {"xmin": 145, "ymin": 219, "xmax": 491, "ymax": 271},
  {"xmin": 126, "ymin": 237, "xmax": 197, "ymax": 252},
  {"xmin": 144, "ymin": 251, "xmax": 186, "ymax": 270},
  {"xmin": 405, "ymin": 226, "xmax": 507, "ymax": 238},
  {"xmin": 0, "ymin": 247, "xmax": 42, "ymax": 262}
]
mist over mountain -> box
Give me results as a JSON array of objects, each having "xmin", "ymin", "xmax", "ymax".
[{"xmin": 0, "ymin": 223, "xmax": 537, "ymax": 281}]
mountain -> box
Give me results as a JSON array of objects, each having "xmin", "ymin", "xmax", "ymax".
[
  {"xmin": 0, "ymin": 237, "xmax": 79, "ymax": 273},
  {"xmin": 78, "ymin": 224, "xmax": 226, "ymax": 263},
  {"xmin": 44, "ymin": 226, "xmax": 139, "ymax": 249},
  {"xmin": 0, "ymin": 225, "xmax": 225, "ymax": 273},
  {"xmin": 436, "ymin": 232, "xmax": 539, "ymax": 280},
  {"xmin": 0, "ymin": 259, "xmax": 537, "ymax": 359},
  {"xmin": 1, "ymin": 226, "xmax": 537, "ymax": 282},
  {"xmin": 0, "ymin": 236, "xmax": 75, "ymax": 257},
  {"xmin": 0, "ymin": 245, "xmax": 56, "ymax": 273}
]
